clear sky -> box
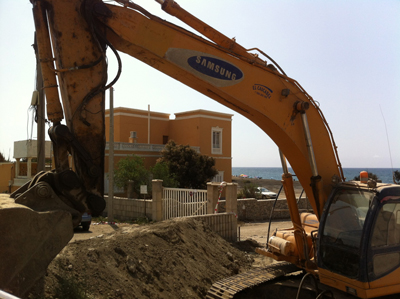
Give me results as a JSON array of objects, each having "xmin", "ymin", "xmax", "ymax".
[{"xmin": 0, "ymin": 0, "xmax": 399, "ymax": 169}]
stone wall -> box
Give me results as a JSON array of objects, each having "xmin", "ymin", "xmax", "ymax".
[
  {"xmin": 103, "ymin": 196, "xmax": 152, "ymax": 221},
  {"xmin": 104, "ymin": 195, "xmax": 312, "ymax": 222},
  {"xmin": 190, "ymin": 213, "xmax": 237, "ymax": 242},
  {"xmin": 217, "ymin": 197, "xmax": 312, "ymax": 221},
  {"xmin": 103, "ymin": 196, "xmax": 237, "ymax": 242}
]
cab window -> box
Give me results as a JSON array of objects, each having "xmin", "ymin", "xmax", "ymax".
[
  {"xmin": 320, "ymin": 189, "xmax": 373, "ymax": 278},
  {"xmin": 370, "ymin": 203, "xmax": 400, "ymax": 277}
]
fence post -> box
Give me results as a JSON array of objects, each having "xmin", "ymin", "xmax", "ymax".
[
  {"xmin": 226, "ymin": 183, "xmax": 238, "ymax": 241},
  {"xmin": 225, "ymin": 183, "xmax": 238, "ymax": 216},
  {"xmin": 152, "ymin": 179, "xmax": 163, "ymax": 221},
  {"xmin": 207, "ymin": 182, "xmax": 220, "ymax": 214}
]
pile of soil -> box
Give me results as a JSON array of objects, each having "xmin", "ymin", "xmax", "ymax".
[{"xmin": 27, "ymin": 218, "xmax": 254, "ymax": 299}]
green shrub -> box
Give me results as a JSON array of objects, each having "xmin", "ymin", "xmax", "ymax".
[
  {"xmin": 241, "ymin": 183, "xmax": 258, "ymax": 198},
  {"xmin": 134, "ymin": 216, "xmax": 150, "ymax": 225},
  {"xmin": 54, "ymin": 275, "xmax": 90, "ymax": 299}
]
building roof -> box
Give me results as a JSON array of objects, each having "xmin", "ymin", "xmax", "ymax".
[
  {"xmin": 105, "ymin": 107, "xmax": 233, "ymax": 121},
  {"xmin": 174, "ymin": 109, "xmax": 233, "ymax": 120},
  {"xmin": 105, "ymin": 107, "xmax": 170, "ymax": 119}
]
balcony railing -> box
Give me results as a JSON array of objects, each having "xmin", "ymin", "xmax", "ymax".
[{"xmin": 105, "ymin": 142, "xmax": 200, "ymax": 153}]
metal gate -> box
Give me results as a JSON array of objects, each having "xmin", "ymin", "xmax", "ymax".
[{"xmin": 163, "ymin": 188, "xmax": 207, "ymax": 220}]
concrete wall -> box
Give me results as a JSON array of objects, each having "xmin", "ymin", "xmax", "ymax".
[
  {"xmin": 171, "ymin": 110, "xmax": 233, "ymax": 182},
  {"xmin": 0, "ymin": 163, "xmax": 14, "ymax": 193},
  {"xmin": 102, "ymin": 181, "xmax": 310, "ymax": 242},
  {"xmin": 217, "ymin": 197, "xmax": 312, "ymax": 221},
  {"xmin": 103, "ymin": 196, "xmax": 310, "ymax": 224},
  {"xmin": 103, "ymin": 196, "xmax": 238, "ymax": 242},
  {"xmin": 106, "ymin": 107, "xmax": 170, "ymax": 144},
  {"xmin": 13, "ymin": 140, "xmax": 52, "ymax": 159},
  {"xmin": 103, "ymin": 196, "xmax": 152, "ymax": 221},
  {"xmin": 190, "ymin": 213, "xmax": 237, "ymax": 242}
]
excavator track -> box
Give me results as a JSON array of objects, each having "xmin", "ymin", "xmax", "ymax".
[{"xmin": 206, "ymin": 262, "xmax": 301, "ymax": 299}]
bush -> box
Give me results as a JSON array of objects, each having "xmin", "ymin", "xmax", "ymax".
[
  {"xmin": 134, "ymin": 216, "xmax": 150, "ymax": 225},
  {"xmin": 0, "ymin": 151, "xmax": 10, "ymax": 162},
  {"xmin": 53, "ymin": 275, "xmax": 90, "ymax": 299},
  {"xmin": 394, "ymin": 170, "xmax": 400, "ymax": 184},
  {"xmin": 241, "ymin": 183, "xmax": 258, "ymax": 198},
  {"xmin": 150, "ymin": 161, "xmax": 179, "ymax": 188},
  {"xmin": 114, "ymin": 155, "xmax": 150, "ymax": 196}
]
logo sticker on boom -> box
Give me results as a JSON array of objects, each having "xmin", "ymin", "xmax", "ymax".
[
  {"xmin": 165, "ymin": 48, "xmax": 244, "ymax": 87},
  {"xmin": 253, "ymin": 84, "xmax": 273, "ymax": 99}
]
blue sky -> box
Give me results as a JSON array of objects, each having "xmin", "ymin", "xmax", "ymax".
[{"xmin": 0, "ymin": 0, "xmax": 399, "ymax": 169}]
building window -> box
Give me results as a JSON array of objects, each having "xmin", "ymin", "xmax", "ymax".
[
  {"xmin": 130, "ymin": 131, "xmax": 137, "ymax": 139},
  {"xmin": 163, "ymin": 135, "xmax": 169, "ymax": 145},
  {"xmin": 212, "ymin": 127, "xmax": 223, "ymax": 155},
  {"xmin": 212, "ymin": 171, "xmax": 224, "ymax": 182}
]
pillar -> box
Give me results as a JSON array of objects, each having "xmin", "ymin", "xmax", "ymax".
[
  {"xmin": 27, "ymin": 158, "xmax": 32, "ymax": 179},
  {"xmin": 225, "ymin": 183, "xmax": 238, "ymax": 216},
  {"xmin": 15, "ymin": 159, "xmax": 20, "ymax": 177},
  {"xmin": 225, "ymin": 182, "xmax": 238, "ymax": 242},
  {"xmin": 152, "ymin": 179, "xmax": 163, "ymax": 221},
  {"xmin": 207, "ymin": 182, "xmax": 220, "ymax": 214}
]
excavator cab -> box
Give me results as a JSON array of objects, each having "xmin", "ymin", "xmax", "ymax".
[{"xmin": 318, "ymin": 183, "xmax": 400, "ymax": 297}]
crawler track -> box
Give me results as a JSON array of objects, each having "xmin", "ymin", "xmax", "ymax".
[{"xmin": 206, "ymin": 262, "xmax": 300, "ymax": 299}]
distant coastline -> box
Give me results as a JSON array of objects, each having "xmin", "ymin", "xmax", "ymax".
[{"xmin": 232, "ymin": 167, "xmax": 397, "ymax": 184}]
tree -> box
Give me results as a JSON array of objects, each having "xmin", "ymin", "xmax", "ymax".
[
  {"xmin": 394, "ymin": 170, "xmax": 400, "ymax": 184},
  {"xmin": 150, "ymin": 161, "xmax": 179, "ymax": 188},
  {"xmin": 158, "ymin": 140, "xmax": 218, "ymax": 189},
  {"xmin": 353, "ymin": 172, "xmax": 379, "ymax": 181},
  {"xmin": 0, "ymin": 151, "xmax": 10, "ymax": 162},
  {"xmin": 113, "ymin": 155, "xmax": 149, "ymax": 196}
]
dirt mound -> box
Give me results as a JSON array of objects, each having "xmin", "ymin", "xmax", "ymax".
[{"xmin": 27, "ymin": 218, "xmax": 253, "ymax": 299}]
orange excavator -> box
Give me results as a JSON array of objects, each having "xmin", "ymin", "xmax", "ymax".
[{"xmin": 1, "ymin": 0, "xmax": 399, "ymax": 298}]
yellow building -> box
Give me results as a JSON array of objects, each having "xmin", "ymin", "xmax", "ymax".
[
  {"xmin": 105, "ymin": 107, "xmax": 232, "ymax": 189},
  {"xmin": 1, "ymin": 107, "xmax": 232, "ymax": 194}
]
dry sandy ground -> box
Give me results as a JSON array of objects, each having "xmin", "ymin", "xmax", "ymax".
[
  {"xmin": 28, "ymin": 218, "xmax": 258, "ymax": 299},
  {"xmin": 70, "ymin": 219, "xmax": 293, "ymax": 272},
  {"xmin": 26, "ymin": 178, "xmax": 302, "ymax": 299},
  {"xmin": 32, "ymin": 220, "xmax": 400, "ymax": 299},
  {"xmin": 71, "ymin": 219, "xmax": 293, "ymax": 244}
]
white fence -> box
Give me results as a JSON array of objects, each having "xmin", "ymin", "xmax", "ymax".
[{"xmin": 163, "ymin": 187, "xmax": 207, "ymax": 220}]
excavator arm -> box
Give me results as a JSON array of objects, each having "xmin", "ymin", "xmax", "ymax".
[
  {"xmin": 102, "ymin": 0, "xmax": 344, "ymax": 215},
  {"xmin": 32, "ymin": 0, "xmax": 345, "ymax": 218}
]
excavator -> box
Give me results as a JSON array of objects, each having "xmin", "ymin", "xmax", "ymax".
[{"xmin": 0, "ymin": 0, "xmax": 399, "ymax": 298}]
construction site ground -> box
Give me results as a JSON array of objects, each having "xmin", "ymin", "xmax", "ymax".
[{"xmin": 26, "ymin": 218, "xmax": 291, "ymax": 299}]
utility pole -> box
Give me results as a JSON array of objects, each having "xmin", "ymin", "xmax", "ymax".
[
  {"xmin": 108, "ymin": 87, "xmax": 114, "ymax": 222},
  {"xmin": 148, "ymin": 104, "xmax": 150, "ymax": 144},
  {"xmin": 34, "ymin": 33, "xmax": 46, "ymax": 171}
]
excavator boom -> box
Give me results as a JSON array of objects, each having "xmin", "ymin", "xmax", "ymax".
[
  {"xmin": 105, "ymin": 0, "xmax": 343, "ymax": 215},
  {"xmin": 2, "ymin": 0, "xmax": 399, "ymax": 298}
]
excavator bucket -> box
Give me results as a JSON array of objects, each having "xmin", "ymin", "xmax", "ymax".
[{"xmin": 0, "ymin": 194, "xmax": 73, "ymax": 297}]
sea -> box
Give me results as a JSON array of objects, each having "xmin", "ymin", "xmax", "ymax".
[{"xmin": 232, "ymin": 167, "xmax": 396, "ymax": 184}]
